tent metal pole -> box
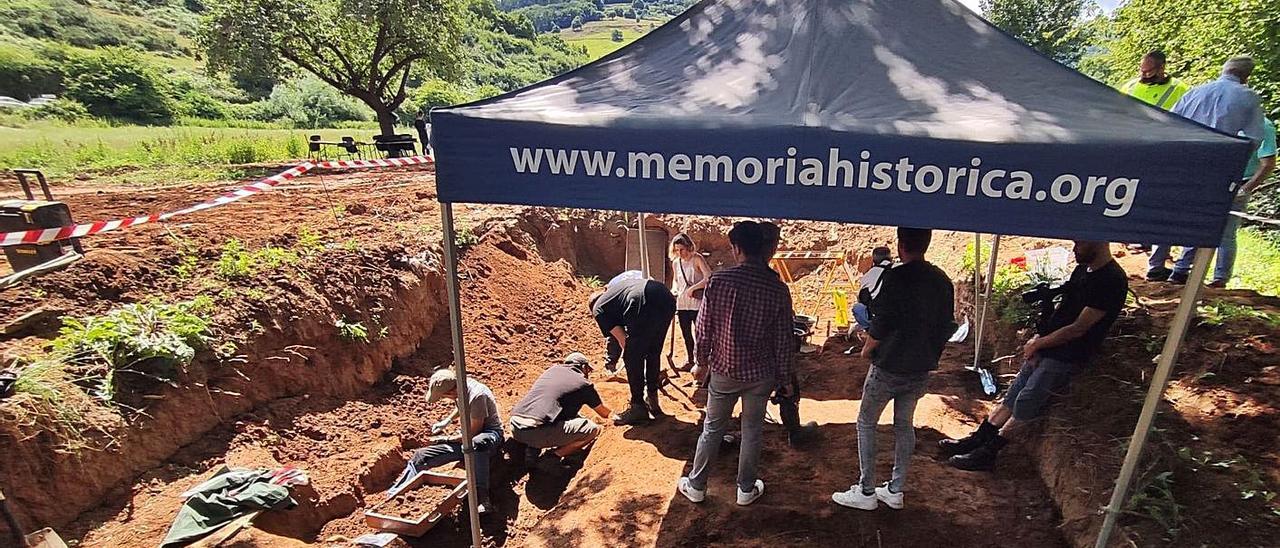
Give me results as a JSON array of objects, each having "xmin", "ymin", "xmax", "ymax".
[
  {"xmin": 440, "ymin": 203, "xmax": 483, "ymax": 548},
  {"xmin": 1094, "ymin": 246, "xmax": 1214, "ymax": 548},
  {"xmin": 638, "ymin": 212, "xmax": 650, "ymax": 278},
  {"xmin": 973, "ymin": 233, "xmax": 982, "ymax": 339},
  {"xmin": 972, "ymin": 234, "xmax": 1001, "ymax": 370}
]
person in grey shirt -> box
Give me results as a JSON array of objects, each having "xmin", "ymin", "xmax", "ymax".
[{"xmin": 1147, "ymin": 55, "xmax": 1265, "ymax": 283}]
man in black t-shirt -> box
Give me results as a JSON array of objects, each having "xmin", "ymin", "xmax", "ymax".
[
  {"xmin": 942, "ymin": 240, "xmax": 1129, "ymax": 471},
  {"xmin": 590, "ymin": 277, "xmax": 676, "ymax": 425},
  {"xmin": 510, "ymin": 353, "xmax": 614, "ymax": 471}
]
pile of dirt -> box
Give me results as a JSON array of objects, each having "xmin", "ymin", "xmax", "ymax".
[{"xmin": 378, "ymin": 483, "xmax": 457, "ymax": 521}]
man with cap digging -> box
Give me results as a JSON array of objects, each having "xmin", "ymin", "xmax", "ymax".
[
  {"xmin": 389, "ymin": 369, "xmax": 504, "ymax": 513},
  {"xmin": 510, "ymin": 352, "xmax": 614, "ymax": 472}
]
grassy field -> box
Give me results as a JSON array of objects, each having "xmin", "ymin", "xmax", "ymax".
[
  {"xmin": 1228, "ymin": 228, "xmax": 1280, "ymax": 296},
  {"xmin": 0, "ymin": 121, "xmax": 385, "ymax": 185},
  {"xmin": 562, "ymin": 17, "xmax": 667, "ymax": 60}
]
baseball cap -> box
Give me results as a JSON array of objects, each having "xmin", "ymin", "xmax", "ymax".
[
  {"xmin": 562, "ymin": 352, "xmax": 591, "ymax": 368},
  {"xmin": 426, "ymin": 368, "xmax": 458, "ymax": 403}
]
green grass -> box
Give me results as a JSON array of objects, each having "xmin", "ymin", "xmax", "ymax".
[
  {"xmin": 562, "ymin": 18, "xmax": 665, "ymax": 60},
  {"xmin": 0, "ymin": 120, "xmax": 383, "ymax": 185},
  {"xmin": 1227, "ymin": 229, "xmax": 1280, "ymax": 296}
]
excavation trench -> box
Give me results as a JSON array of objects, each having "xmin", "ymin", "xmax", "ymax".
[{"xmin": 8, "ymin": 211, "xmax": 1115, "ymax": 547}]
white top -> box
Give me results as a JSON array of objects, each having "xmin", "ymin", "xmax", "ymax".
[
  {"xmin": 860, "ymin": 263, "xmax": 889, "ymax": 300},
  {"xmin": 672, "ymin": 257, "xmax": 706, "ymax": 311}
]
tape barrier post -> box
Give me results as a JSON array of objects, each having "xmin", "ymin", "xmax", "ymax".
[{"xmin": 1, "ymin": 155, "xmax": 434, "ymax": 247}]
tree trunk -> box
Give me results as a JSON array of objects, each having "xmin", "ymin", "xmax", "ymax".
[{"xmin": 374, "ymin": 106, "xmax": 397, "ymax": 138}]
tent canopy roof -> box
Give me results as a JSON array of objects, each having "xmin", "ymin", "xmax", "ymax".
[
  {"xmin": 443, "ymin": 0, "xmax": 1237, "ymax": 146},
  {"xmin": 431, "ymin": 0, "xmax": 1251, "ymax": 247}
]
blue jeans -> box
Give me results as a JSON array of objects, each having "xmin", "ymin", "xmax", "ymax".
[
  {"xmin": 1001, "ymin": 357, "xmax": 1080, "ymax": 421},
  {"xmin": 1149, "ymin": 202, "xmax": 1241, "ymax": 283},
  {"xmin": 857, "ymin": 366, "xmax": 928, "ymax": 493},
  {"xmin": 852, "ymin": 303, "xmax": 871, "ymax": 330},
  {"xmin": 390, "ymin": 429, "xmax": 503, "ymax": 494}
]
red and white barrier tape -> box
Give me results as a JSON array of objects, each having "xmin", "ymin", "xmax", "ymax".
[{"xmin": 1, "ymin": 155, "xmax": 433, "ymax": 247}]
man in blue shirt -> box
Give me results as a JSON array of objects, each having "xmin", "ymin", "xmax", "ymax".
[{"xmin": 1147, "ymin": 56, "xmax": 1267, "ymax": 284}]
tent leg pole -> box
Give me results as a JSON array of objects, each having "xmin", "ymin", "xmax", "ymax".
[
  {"xmin": 973, "ymin": 235, "xmax": 1000, "ymax": 370},
  {"xmin": 638, "ymin": 212, "xmax": 650, "ymax": 278},
  {"xmin": 1095, "ymin": 246, "xmax": 1214, "ymax": 548},
  {"xmin": 970, "ymin": 233, "xmax": 982, "ymax": 368},
  {"xmin": 441, "ymin": 203, "xmax": 483, "ymax": 548}
]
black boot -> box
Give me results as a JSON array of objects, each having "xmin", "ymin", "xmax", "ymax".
[
  {"xmin": 948, "ymin": 435, "xmax": 1008, "ymax": 471},
  {"xmin": 788, "ymin": 421, "xmax": 820, "ymax": 447},
  {"xmin": 614, "ymin": 404, "xmax": 651, "ymax": 426},
  {"xmin": 939, "ymin": 420, "xmax": 998, "ymax": 456},
  {"xmin": 646, "ymin": 391, "xmax": 667, "ymax": 418}
]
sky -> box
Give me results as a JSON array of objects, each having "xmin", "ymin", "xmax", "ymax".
[{"xmin": 956, "ymin": 0, "xmax": 1122, "ymax": 16}]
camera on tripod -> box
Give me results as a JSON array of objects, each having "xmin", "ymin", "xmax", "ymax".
[{"xmin": 1022, "ymin": 282, "xmax": 1066, "ymax": 332}]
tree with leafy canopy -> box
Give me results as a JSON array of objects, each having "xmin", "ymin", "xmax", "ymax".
[
  {"xmin": 1079, "ymin": 0, "xmax": 1279, "ymax": 119},
  {"xmin": 199, "ymin": 0, "xmax": 466, "ymax": 137},
  {"xmin": 980, "ymin": 0, "xmax": 1097, "ymax": 67}
]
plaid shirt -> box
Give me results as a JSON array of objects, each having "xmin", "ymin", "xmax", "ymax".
[{"xmin": 695, "ymin": 261, "xmax": 794, "ymax": 385}]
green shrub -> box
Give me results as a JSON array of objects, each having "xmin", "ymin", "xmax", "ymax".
[
  {"xmin": 26, "ymin": 98, "xmax": 91, "ymax": 122},
  {"xmin": 243, "ymin": 77, "xmax": 370, "ymax": 129},
  {"xmin": 400, "ymin": 79, "xmax": 470, "ymax": 121},
  {"xmin": 178, "ymin": 90, "xmax": 228, "ymax": 120},
  {"xmin": 51, "ymin": 297, "xmax": 213, "ymax": 400},
  {"xmin": 225, "ymin": 140, "xmax": 261, "ymax": 164},
  {"xmin": 62, "ymin": 48, "xmax": 178, "ymax": 124},
  {"xmin": 0, "ymin": 43, "xmax": 64, "ymax": 100}
]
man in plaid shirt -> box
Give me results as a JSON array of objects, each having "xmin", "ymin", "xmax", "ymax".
[{"xmin": 677, "ymin": 220, "xmax": 794, "ymax": 507}]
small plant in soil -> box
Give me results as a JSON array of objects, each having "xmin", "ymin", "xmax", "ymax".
[
  {"xmin": 1125, "ymin": 469, "xmax": 1183, "ymax": 539},
  {"xmin": 1196, "ymin": 300, "xmax": 1280, "ymax": 328},
  {"xmin": 50, "ymin": 296, "xmax": 214, "ymax": 401},
  {"xmin": 217, "ymin": 239, "xmax": 301, "ymax": 279},
  {"xmin": 336, "ymin": 317, "xmax": 369, "ymax": 342},
  {"xmin": 297, "ymin": 226, "xmax": 325, "ymax": 257},
  {"xmin": 453, "ymin": 229, "xmax": 479, "ymax": 250},
  {"xmin": 579, "ymin": 275, "xmax": 604, "ymax": 289}
]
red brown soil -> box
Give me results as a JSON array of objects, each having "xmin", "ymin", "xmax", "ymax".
[
  {"xmin": 378, "ymin": 483, "xmax": 456, "ymax": 521},
  {"xmin": 0, "ymin": 165, "xmax": 1277, "ymax": 547}
]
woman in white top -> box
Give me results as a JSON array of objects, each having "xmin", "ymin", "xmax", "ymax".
[{"xmin": 670, "ymin": 233, "xmax": 712, "ymax": 372}]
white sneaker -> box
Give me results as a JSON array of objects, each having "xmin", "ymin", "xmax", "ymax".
[
  {"xmin": 831, "ymin": 487, "xmax": 878, "ymax": 510},
  {"xmin": 875, "ymin": 483, "xmax": 904, "ymax": 509},
  {"xmin": 736, "ymin": 479, "xmax": 765, "ymax": 506},
  {"xmin": 677, "ymin": 477, "xmax": 705, "ymax": 503}
]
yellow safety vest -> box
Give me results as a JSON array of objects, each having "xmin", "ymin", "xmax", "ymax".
[{"xmin": 1120, "ymin": 78, "xmax": 1189, "ymax": 110}]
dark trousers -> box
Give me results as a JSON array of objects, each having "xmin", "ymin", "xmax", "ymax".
[
  {"xmin": 677, "ymin": 309, "xmax": 698, "ymax": 364},
  {"xmin": 624, "ymin": 319, "xmax": 672, "ymax": 406},
  {"xmin": 777, "ymin": 371, "xmax": 803, "ymax": 432}
]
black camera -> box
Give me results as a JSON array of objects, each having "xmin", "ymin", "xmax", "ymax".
[{"xmin": 1022, "ymin": 283, "xmax": 1066, "ymax": 333}]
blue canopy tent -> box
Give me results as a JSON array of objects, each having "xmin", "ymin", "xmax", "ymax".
[{"xmin": 428, "ymin": 0, "xmax": 1253, "ymax": 545}]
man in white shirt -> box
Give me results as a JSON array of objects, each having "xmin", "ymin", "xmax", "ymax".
[{"xmin": 853, "ymin": 247, "xmax": 893, "ymax": 331}]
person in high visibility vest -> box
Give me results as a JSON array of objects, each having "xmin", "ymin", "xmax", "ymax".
[{"xmin": 1119, "ymin": 50, "xmax": 1189, "ymax": 110}]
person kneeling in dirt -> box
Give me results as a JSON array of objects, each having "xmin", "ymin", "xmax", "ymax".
[
  {"xmin": 510, "ymin": 352, "xmax": 613, "ymax": 473},
  {"xmin": 590, "ymin": 275, "xmax": 677, "ymax": 425},
  {"xmin": 852, "ymin": 246, "xmax": 893, "ymax": 332},
  {"xmin": 941, "ymin": 240, "xmax": 1128, "ymax": 471},
  {"xmin": 391, "ymin": 369, "xmax": 504, "ymax": 513}
]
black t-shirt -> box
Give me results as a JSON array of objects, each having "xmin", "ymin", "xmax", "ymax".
[
  {"xmin": 867, "ymin": 260, "xmax": 956, "ymax": 374},
  {"xmin": 1039, "ymin": 261, "xmax": 1129, "ymax": 364},
  {"xmin": 511, "ymin": 364, "xmax": 603, "ymax": 424},
  {"xmin": 592, "ymin": 278, "xmax": 676, "ymax": 340}
]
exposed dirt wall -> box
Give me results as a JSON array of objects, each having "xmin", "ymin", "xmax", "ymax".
[{"xmin": 0, "ymin": 245, "xmax": 449, "ymax": 533}]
